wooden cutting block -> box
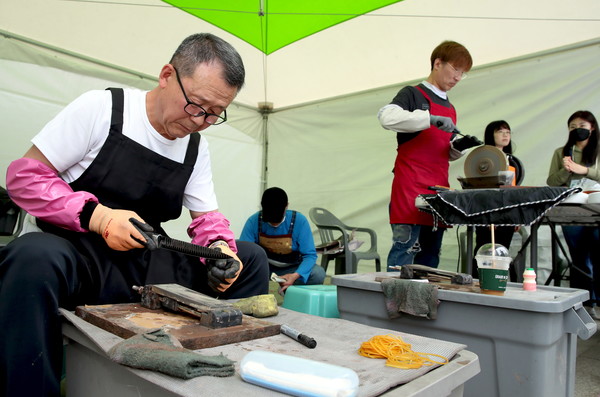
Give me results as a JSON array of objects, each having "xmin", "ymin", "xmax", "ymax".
[{"xmin": 75, "ymin": 303, "xmax": 281, "ymax": 350}]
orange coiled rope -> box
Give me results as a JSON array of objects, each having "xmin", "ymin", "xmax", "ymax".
[{"xmin": 358, "ymin": 334, "xmax": 449, "ymax": 369}]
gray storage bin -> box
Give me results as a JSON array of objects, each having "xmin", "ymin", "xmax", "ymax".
[{"xmin": 332, "ymin": 272, "xmax": 597, "ymax": 397}]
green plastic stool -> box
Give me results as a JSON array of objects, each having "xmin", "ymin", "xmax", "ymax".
[{"xmin": 282, "ymin": 285, "xmax": 340, "ymax": 318}]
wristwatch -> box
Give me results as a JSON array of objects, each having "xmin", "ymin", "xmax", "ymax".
[{"xmin": 209, "ymin": 240, "xmax": 229, "ymax": 250}]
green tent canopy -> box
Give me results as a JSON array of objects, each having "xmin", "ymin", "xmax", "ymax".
[{"xmin": 162, "ymin": 0, "xmax": 402, "ymax": 54}]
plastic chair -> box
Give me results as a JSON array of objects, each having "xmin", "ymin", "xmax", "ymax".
[
  {"xmin": 309, "ymin": 207, "xmax": 381, "ymax": 274},
  {"xmin": 0, "ymin": 187, "xmax": 25, "ymax": 248},
  {"xmin": 0, "ymin": 207, "xmax": 25, "ymax": 247}
]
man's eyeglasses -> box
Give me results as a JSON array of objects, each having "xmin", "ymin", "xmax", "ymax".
[
  {"xmin": 446, "ymin": 63, "xmax": 467, "ymax": 80},
  {"xmin": 173, "ymin": 67, "xmax": 227, "ymax": 125}
]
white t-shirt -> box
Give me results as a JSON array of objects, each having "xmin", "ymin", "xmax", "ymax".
[{"xmin": 31, "ymin": 88, "xmax": 218, "ymax": 213}]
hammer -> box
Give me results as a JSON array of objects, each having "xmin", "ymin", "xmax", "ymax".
[{"xmin": 400, "ymin": 264, "xmax": 473, "ymax": 285}]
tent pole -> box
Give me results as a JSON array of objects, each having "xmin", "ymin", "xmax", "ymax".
[{"xmin": 258, "ymin": 102, "xmax": 274, "ymax": 192}]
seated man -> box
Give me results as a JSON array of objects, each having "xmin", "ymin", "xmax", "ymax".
[
  {"xmin": 0, "ymin": 33, "xmax": 269, "ymax": 396},
  {"xmin": 241, "ymin": 187, "xmax": 326, "ymax": 293}
]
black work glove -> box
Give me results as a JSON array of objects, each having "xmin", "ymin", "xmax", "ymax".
[
  {"xmin": 430, "ymin": 115, "xmax": 457, "ymax": 132},
  {"xmin": 452, "ymin": 135, "xmax": 483, "ymax": 151},
  {"xmin": 205, "ymin": 257, "xmax": 242, "ymax": 293}
]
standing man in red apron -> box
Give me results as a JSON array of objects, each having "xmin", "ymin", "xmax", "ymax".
[
  {"xmin": 0, "ymin": 33, "xmax": 269, "ymax": 396},
  {"xmin": 378, "ymin": 41, "xmax": 482, "ymax": 270}
]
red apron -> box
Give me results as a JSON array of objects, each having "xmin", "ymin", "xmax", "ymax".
[{"xmin": 389, "ymin": 86, "xmax": 456, "ymax": 226}]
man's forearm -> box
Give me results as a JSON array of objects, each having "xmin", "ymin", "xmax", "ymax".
[{"xmin": 378, "ymin": 104, "xmax": 430, "ymax": 133}]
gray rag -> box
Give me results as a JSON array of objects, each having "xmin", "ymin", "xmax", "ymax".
[
  {"xmin": 381, "ymin": 278, "xmax": 439, "ymax": 320},
  {"xmin": 108, "ymin": 328, "xmax": 235, "ymax": 379}
]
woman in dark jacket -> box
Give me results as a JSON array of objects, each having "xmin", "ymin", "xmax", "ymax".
[{"xmin": 547, "ymin": 110, "xmax": 600, "ymax": 319}]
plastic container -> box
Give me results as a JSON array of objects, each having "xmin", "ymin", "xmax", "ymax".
[
  {"xmin": 475, "ymin": 243, "xmax": 512, "ymax": 295},
  {"xmin": 282, "ymin": 285, "xmax": 339, "ymax": 318},
  {"xmin": 474, "ymin": 243, "xmax": 511, "ymax": 269},
  {"xmin": 523, "ymin": 268, "xmax": 537, "ymax": 291},
  {"xmin": 332, "ymin": 272, "xmax": 597, "ymax": 397},
  {"xmin": 498, "ymin": 170, "xmax": 515, "ymax": 186},
  {"xmin": 240, "ymin": 350, "xmax": 359, "ymax": 397}
]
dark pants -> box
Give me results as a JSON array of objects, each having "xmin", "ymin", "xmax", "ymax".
[
  {"xmin": 387, "ymin": 224, "xmax": 445, "ymax": 270},
  {"xmin": 562, "ymin": 225, "xmax": 600, "ymax": 307},
  {"xmin": 0, "ymin": 232, "xmax": 268, "ymax": 397}
]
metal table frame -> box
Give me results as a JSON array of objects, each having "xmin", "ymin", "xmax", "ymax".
[{"xmin": 465, "ymin": 203, "xmax": 600, "ymax": 284}]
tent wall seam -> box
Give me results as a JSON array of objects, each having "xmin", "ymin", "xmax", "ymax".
[
  {"xmin": 269, "ymin": 36, "xmax": 600, "ymax": 113},
  {"xmin": 0, "ymin": 29, "xmax": 259, "ymax": 113},
  {"xmin": 0, "ymin": 29, "xmax": 156, "ymax": 82}
]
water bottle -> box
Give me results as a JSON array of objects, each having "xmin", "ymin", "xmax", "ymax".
[{"xmin": 523, "ymin": 268, "xmax": 537, "ymax": 291}]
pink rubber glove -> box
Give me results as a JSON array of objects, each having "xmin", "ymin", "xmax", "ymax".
[
  {"xmin": 187, "ymin": 211, "xmax": 238, "ymax": 253},
  {"xmin": 6, "ymin": 157, "xmax": 97, "ymax": 232}
]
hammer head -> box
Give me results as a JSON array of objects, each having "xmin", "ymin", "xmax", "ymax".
[
  {"xmin": 450, "ymin": 273, "xmax": 473, "ymax": 285},
  {"xmin": 399, "ymin": 266, "xmax": 415, "ymax": 280}
]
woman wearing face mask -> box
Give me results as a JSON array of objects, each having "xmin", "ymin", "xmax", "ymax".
[
  {"xmin": 472, "ymin": 120, "xmax": 524, "ymax": 280},
  {"xmin": 547, "ymin": 110, "xmax": 600, "ymax": 319}
]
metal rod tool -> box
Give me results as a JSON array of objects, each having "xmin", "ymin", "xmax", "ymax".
[{"xmin": 130, "ymin": 218, "xmax": 228, "ymax": 259}]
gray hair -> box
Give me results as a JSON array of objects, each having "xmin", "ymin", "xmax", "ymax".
[{"xmin": 169, "ymin": 33, "xmax": 245, "ymax": 91}]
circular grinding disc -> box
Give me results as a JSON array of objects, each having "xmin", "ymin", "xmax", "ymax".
[{"xmin": 464, "ymin": 145, "xmax": 508, "ymax": 178}]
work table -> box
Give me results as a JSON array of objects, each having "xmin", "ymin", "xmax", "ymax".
[{"xmin": 61, "ymin": 304, "xmax": 479, "ymax": 396}]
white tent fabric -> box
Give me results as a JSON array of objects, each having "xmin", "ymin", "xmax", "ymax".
[
  {"xmin": 2, "ymin": 0, "xmax": 600, "ymax": 108},
  {"xmin": 1, "ymin": 0, "xmax": 600, "ymax": 274}
]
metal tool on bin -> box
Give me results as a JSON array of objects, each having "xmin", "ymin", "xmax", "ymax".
[{"xmin": 398, "ymin": 264, "xmax": 473, "ymax": 285}]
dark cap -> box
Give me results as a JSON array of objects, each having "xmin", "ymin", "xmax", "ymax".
[{"xmin": 261, "ymin": 187, "xmax": 288, "ymax": 223}]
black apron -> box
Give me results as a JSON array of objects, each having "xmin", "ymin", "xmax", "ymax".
[{"xmin": 39, "ymin": 88, "xmax": 204, "ymax": 303}]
